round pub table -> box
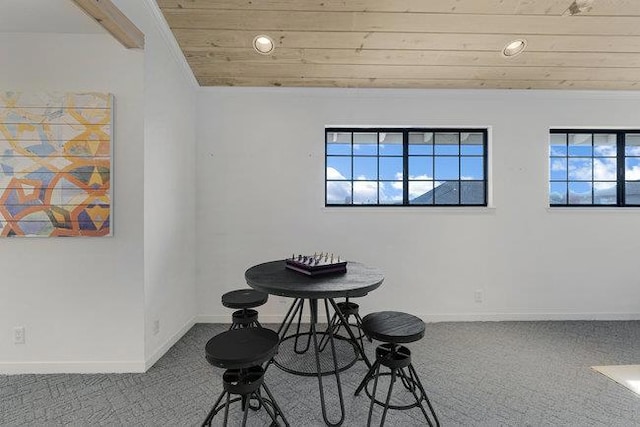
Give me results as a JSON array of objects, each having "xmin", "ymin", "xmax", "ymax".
[{"xmin": 245, "ymin": 260, "xmax": 384, "ymax": 426}]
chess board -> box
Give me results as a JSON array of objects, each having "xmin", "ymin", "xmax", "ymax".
[{"xmin": 285, "ymin": 253, "xmax": 347, "ymax": 276}]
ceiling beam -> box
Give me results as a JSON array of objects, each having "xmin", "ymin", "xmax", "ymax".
[{"xmin": 70, "ymin": 0, "xmax": 144, "ymax": 49}]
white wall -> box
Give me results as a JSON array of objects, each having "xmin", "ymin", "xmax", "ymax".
[
  {"xmin": 113, "ymin": 0, "xmax": 198, "ymax": 366},
  {"xmin": 0, "ymin": 0, "xmax": 198, "ymax": 373},
  {"xmin": 196, "ymin": 88, "xmax": 640, "ymax": 322},
  {"xmin": 0, "ymin": 33, "xmax": 146, "ymax": 372}
]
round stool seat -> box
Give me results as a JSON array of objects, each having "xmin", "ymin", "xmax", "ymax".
[
  {"xmin": 222, "ymin": 289, "xmax": 268, "ymax": 309},
  {"xmin": 336, "ymin": 301, "xmax": 360, "ymax": 316},
  {"xmin": 362, "ymin": 311, "xmax": 425, "ymax": 344},
  {"xmin": 205, "ymin": 328, "xmax": 279, "ymax": 370}
]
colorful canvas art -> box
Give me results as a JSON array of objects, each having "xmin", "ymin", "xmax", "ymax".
[{"xmin": 0, "ymin": 92, "xmax": 112, "ymax": 237}]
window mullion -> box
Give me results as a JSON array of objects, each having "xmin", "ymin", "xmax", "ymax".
[
  {"xmin": 458, "ymin": 132, "xmax": 462, "ymax": 205},
  {"xmin": 591, "ymin": 133, "xmax": 595, "ymax": 204},
  {"xmin": 618, "ymin": 132, "xmax": 625, "ymax": 206},
  {"xmin": 484, "ymin": 129, "xmax": 489, "ymax": 205},
  {"xmin": 403, "ymin": 130, "xmax": 409, "ymax": 205},
  {"xmin": 351, "ymin": 132, "xmax": 354, "ymax": 205},
  {"xmin": 376, "ymin": 132, "xmax": 380, "ymax": 206}
]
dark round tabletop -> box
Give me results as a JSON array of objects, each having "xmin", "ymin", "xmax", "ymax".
[
  {"xmin": 221, "ymin": 288, "xmax": 268, "ymax": 309},
  {"xmin": 361, "ymin": 311, "xmax": 425, "ymax": 344},
  {"xmin": 245, "ymin": 260, "xmax": 384, "ymax": 299},
  {"xmin": 205, "ymin": 328, "xmax": 279, "ymax": 369}
]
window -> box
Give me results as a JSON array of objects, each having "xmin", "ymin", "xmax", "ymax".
[
  {"xmin": 549, "ymin": 130, "xmax": 640, "ymax": 206},
  {"xmin": 325, "ymin": 128, "xmax": 488, "ymax": 206}
]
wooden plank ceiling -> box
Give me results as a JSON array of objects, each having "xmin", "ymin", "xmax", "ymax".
[{"xmin": 157, "ymin": 0, "xmax": 640, "ymax": 89}]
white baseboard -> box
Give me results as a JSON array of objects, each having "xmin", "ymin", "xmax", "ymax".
[
  {"xmin": 145, "ymin": 315, "xmax": 197, "ymax": 371},
  {"xmin": 0, "ymin": 360, "xmax": 146, "ymax": 375},
  {"xmin": 197, "ymin": 312, "xmax": 640, "ymax": 324},
  {"xmin": 418, "ymin": 312, "xmax": 640, "ymax": 322},
  {"xmin": 0, "ymin": 316, "xmax": 197, "ymax": 375}
]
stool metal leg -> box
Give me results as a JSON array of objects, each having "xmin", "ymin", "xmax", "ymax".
[
  {"xmin": 318, "ymin": 311, "xmax": 340, "ymax": 351},
  {"xmin": 241, "ymin": 395, "xmax": 250, "ymax": 427},
  {"xmin": 367, "ymin": 362, "xmax": 382, "ymax": 427},
  {"xmin": 202, "ymin": 389, "xmax": 227, "ymax": 427},
  {"xmin": 353, "ymin": 317, "xmax": 366, "ymax": 352},
  {"xmin": 379, "ymin": 369, "xmax": 397, "ymax": 427},
  {"xmin": 409, "ymin": 364, "xmax": 440, "ymax": 427},
  {"xmin": 261, "ymin": 382, "xmax": 291, "ymax": 427},
  {"xmin": 254, "ymin": 390, "xmax": 279, "ymax": 426},
  {"xmin": 203, "ymin": 384, "xmax": 289, "ymax": 426},
  {"xmin": 355, "ymin": 359, "xmax": 380, "ymax": 396},
  {"xmin": 329, "ymin": 299, "xmax": 372, "ymax": 369},
  {"xmin": 321, "ymin": 300, "xmax": 369, "ymax": 353},
  {"xmin": 357, "ymin": 344, "xmax": 440, "ymax": 427},
  {"xmin": 398, "ymin": 367, "xmax": 416, "ymax": 392},
  {"xmin": 354, "ymin": 312, "xmax": 373, "ymax": 343},
  {"xmin": 222, "ymin": 392, "xmax": 231, "ymax": 427}
]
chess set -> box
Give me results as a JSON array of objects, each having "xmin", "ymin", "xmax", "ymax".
[{"xmin": 285, "ymin": 253, "xmax": 347, "ymax": 276}]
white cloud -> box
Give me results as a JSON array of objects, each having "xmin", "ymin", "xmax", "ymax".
[
  {"xmin": 594, "ymin": 158, "xmax": 616, "ymax": 181},
  {"xmin": 379, "ymin": 182, "xmax": 402, "ymax": 202},
  {"xmin": 326, "ymin": 167, "xmax": 351, "ymax": 203},
  {"xmin": 627, "ymin": 146, "xmax": 640, "ymax": 156},
  {"xmin": 390, "ymin": 172, "xmax": 406, "ymax": 191},
  {"xmin": 408, "ymin": 181, "xmax": 434, "ymax": 199},
  {"xmin": 404, "ymin": 174, "xmax": 435, "ymax": 199},
  {"xmin": 408, "ymin": 173, "xmax": 432, "ymax": 180},
  {"xmin": 551, "ymin": 159, "xmax": 566, "ymax": 171},
  {"xmin": 627, "ymin": 165, "xmax": 640, "ymax": 180},
  {"xmin": 550, "ymin": 147, "xmax": 565, "ymax": 156},
  {"xmin": 326, "ymin": 167, "xmax": 345, "ymax": 180},
  {"xmin": 594, "ymin": 145, "xmax": 616, "ymax": 156},
  {"xmin": 568, "ymin": 159, "xmax": 592, "ymax": 180},
  {"xmin": 594, "ymin": 182, "xmax": 616, "ymax": 191},
  {"xmin": 353, "ymin": 181, "xmax": 377, "ymax": 204}
]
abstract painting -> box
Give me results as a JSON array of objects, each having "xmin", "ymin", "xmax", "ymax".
[{"xmin": 0, "ymin": 92, "xmax": 112, "ymax": 237}]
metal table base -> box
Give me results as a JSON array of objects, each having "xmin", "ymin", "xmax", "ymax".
[{"xmin": 274, "ymin": 298, "xmax": 372, "ymax": 426}]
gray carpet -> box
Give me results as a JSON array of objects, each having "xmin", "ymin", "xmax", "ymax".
[{"xmin": 2, "ymin": 321, "xmax": 640, "ymax": 426}]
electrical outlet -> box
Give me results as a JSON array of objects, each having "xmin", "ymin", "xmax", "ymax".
[
  {"xmin": 152, "ymin": 320, "xmax": 160, "ymax": 336},
  {"xmin": 474, "ymin": 290, "xmax": 483, "ymax": 303},
  {"xmin": 13, "ymin": 326, "xmax": 25, "ymax": 344}
]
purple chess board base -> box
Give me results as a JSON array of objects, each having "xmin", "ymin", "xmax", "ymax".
[{"xmin": 285, "ymin": 258, "xmax": 347, "ymax": 276}]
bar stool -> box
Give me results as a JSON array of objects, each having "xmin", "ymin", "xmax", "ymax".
[
  {"xmin": 202, "ymin": 327, "xmax": 290, "ymax": 426},
  {"xmin": 222, "ymin": 289, "xmax": 268, "ymax": 330},
  {"xmin": 354, "ymin": 311, "xmax": 439, "ymax": 427},
  {"xmin": 319, "ymin": 297, "xmax": 371, "ymax": 352}
]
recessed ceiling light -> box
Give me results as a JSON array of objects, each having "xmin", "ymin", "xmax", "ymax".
[
  {"xmin": 253, "ymin": 35, "xmax": 274, "ymax": 55},
  {"xmin": 502, "ymin": 39, "xmax": 527, "ymax": 57}
]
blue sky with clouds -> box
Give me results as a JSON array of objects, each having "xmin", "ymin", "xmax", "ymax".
[
  {"xmin": 326, "ymin": 131, "xmax": 484, "ymax": 204},
  {"xmin": 549, "ymin": 133, "xmax": 640, "ymax": 204}
]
